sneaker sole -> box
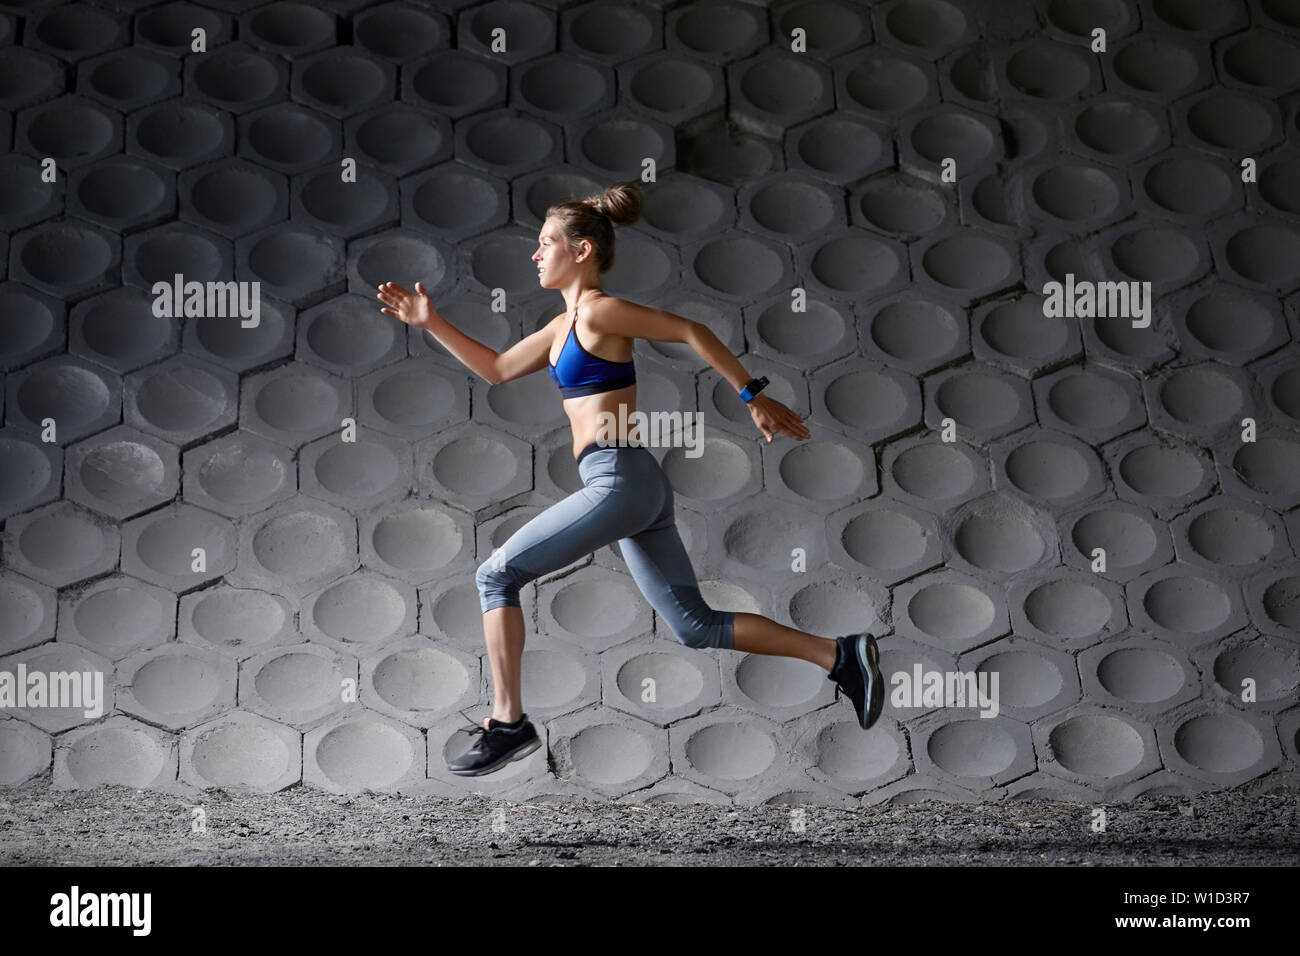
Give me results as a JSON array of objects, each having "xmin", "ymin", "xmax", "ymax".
[
  {"xmin": 448, "ymin": 735, "xmax": 542, "ymax": 777},
  {"xmin": 855, "ymin": 634, "xmax": 884, "ymax": 730}
]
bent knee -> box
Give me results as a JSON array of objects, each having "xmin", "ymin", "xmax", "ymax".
[{"xmin": 662, "ymin": 589, "xmax": 733, "ymax": 650}]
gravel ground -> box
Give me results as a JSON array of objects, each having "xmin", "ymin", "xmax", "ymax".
[{"xmin": 1, "ymin": 777, "xmax": 1297, "ymax": 866}]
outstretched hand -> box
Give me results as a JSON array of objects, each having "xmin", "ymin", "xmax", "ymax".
[
  {"xmin": 748, "ymin": 394, "xmax": 810, "ymax": 443},
  {"xmin": 377, "ymin": 281, "xmax": 435, "ymax": 327}
]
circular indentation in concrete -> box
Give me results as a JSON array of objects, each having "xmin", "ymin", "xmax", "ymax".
[
  {"xmin": 304, "ymin": 300, "xmax": 397, "ymax": 366},
  {"xmin": 132, "ymin": 652, "xmax": 223, "ymax": 715},
  {"xmin": 1045, "ymin": 371, "xmax": 1132, "ymax": 430},
  {"xmin": 136, "ymin": 365, "xmax": 227, "ymax": 433},
  {"xmin": 0, "ymin": 157, "xmax": 56, "ymax": 223},
  {"xmin": 410, "ymin": 167, "xmax": 498, "ymax": 231},
  {"xmin": 356, "ymin": 5, "xmax": 441, "ymax": 58},
  {"xmin": 1214, "ymin": 641, "xmax": 1298, "ymax": 701},
  {"xmin": 1159, "ymin": 366, "xmax": 1241, "ymax": 428},
  {"xmin": 971, "ymin": 173, "xmax": 1019, "ymax": 226},
  {"xmin": 1047, "ymin": 0, "xmax": 1131, "ymax": 34},
  {"xmin": 927, "ymin": 720, "xmax": 1015, "ymax": 776},
  {"xmin": 137, "ymin": 4, "xmax": 226, "ymax": 49},
  {"xmin": 1226, "ymin": 224, "xmax": 1300, "ymax": 285},
  {"xmin": 1186, "ymin": 94, "xmax": 1272, "ymax": 150},
  {"xmin": 1173, "ymin": 713, "xmax": 1264, "ymax": 774},
  {"xmin": 1049, "ymin": 714, "xmax": 1144, "ymax": 776},
  {"xmin": 617, "ymin": 652, "xmax": 703, "ymax": 708},
  {"xmin": 34, "ymin": 5, "xmax": 119, "ymax": 58},
  {"xmin": 628, "ymin": 57, "xmax": 712, "ymax": 115},
  {"xmin": 1071, "ymin": 509, "xmax": 1158, "ymax": 569},
  {"xmin": 1032, "ymin": 165, "xmax": 1119, "ymax": 220},
  {"xmin": 1142, "ymin": 155, "xmax": 1231, "ymax": 215},
  {"xmin": 354, "ymin": 106, "xmax": 443, "ymax": 171},
  {"xmin": 311, "ymin": 439, "xmax": 398, "ymax": 500},
  {"xmin": 570, "ymin": 4, "xmax": 654, "ymax": 57},
  {"xmin": 1223, "ymin": 34, "xmax": 1300, "ymax": 89},
  {"xmin": 684, "ymin": 721, "xmax": 775, "ymax": 779},
  {"xmin": 0, "ymin": 722, "xmax": 48, "ymax": 784},
  {"xmin": 551, "ymin": 579, "xmax": 638, "ymax": 637},
  {"xmin": 1096, "ymin": 647, "xmax": 1185, "ymax": 703},
  {"xmin": 885, "ymin": 0, "xmax": 965, "ymax": 49},
  {"xmin": 372, "ymin": 645, "xmax": 468, "ymax": 709},
  {"xmin": 1144, "ymin": 575, "xmax": 1232, "ymax": 633},
  {"xmin": 1262, "ymin": 574, "xmax": 1300, "ymax": 630},
  {"xmin": 580, "ymin": 117, "xmax": 668, "ymax": 174},
  {"xmin": 857, "ymin": 176, "xmax": 945, "ymax": 233},
  {"xmin": 17, "ymin": 362, "xmax": 111, "ymax": 433},
  {"xmin": 662, "ymin": 442, "xmax": 749, "ymax": 500},
  {"xmin": 1074, "ymin": 101, "xmax": 1160, "ymax": 154},
  {"xmin": 315, "ymin": 720, "xmax": 413, "ymax": 788},
  {"xmin": 983, "ymin": 650, "xmax": 1064, "ymax": 708},
  {"xmin": 311, "ymin": 575, "xmax": 406, "ymax": 645},
  {"xmin": 354, "ymin": 234, "xmax": 443, "ymax": 292},
  {"xmin": 740, "ymin": 55, "xmax": 825, "ymax": 116},
  {"xmin": 192, "ymin": 47, "xmax": 280, "ymax": 106},
  {"xmin": 911, "ymin": 113, "xmax": 994, "ymax": 168},
  {"xmin": 954, "ymin": 511, "xmax": 1045, "ymax": 572},
  {"xmin": 890, "ymin": 443, "xmax": 976, "ymax": 501},
  {"xmin": 1261, "ymin": 158, "xmax": 1300, "ymax": 215},
  {"xmin": 65, "ymin": 727, "xmax": 167, "ymax": 787},
  {"xmin": 84, "ymin": 50, "xmax": 173, "ymax": 106},
  {"xmin": 568, "ymin": 723, "xmax": 653, "ymax": 785},
  {"xmin": 133, "ymin": 102, "xmax": 225, "ymax": 162},
  {"xmin": 1233, "ymin": 438, "xmax": 1300, "ymax": 496},
  {"xmin": 921, "ymin": 234, "xmax": 1012, "ymax": 289},
  {"xmin": 640, "ymin": 177, "xmax": 725, "ymax": 234},
  {"xmin": 749, "ymin": 180, "xmax": 835, "ymax": 235},
  {"xmin": 872, "ymin": 299, "xmax": 960, "ymax": 362},
  {"xmin": 796, "ymin": 118, "xmax": 884, "ymax": 175},
  {"xmin": 17, "ymin": 225, "xmax": 113, "ymax": 289},
  {"xmin": 464, "ymin": 113, "xmax": 552, "ymax": 168},
  {"xmin": 812, "ymin": 235, "xmax": 901, "ymax": 294},
  {"xmin": 370, "ymin": 368, "xmax": 457, "ymax": 427},
  {"xmin": 190, "ymin": 722, "xmax": 291, "ymax": 788},
  {"xmin": 908, "ymin": 581, "xmax": 996, "ymax": 641},
  {"xmin": 1117, "ymin": 444, "xmax": 1202, "ymax": 497},
  {"xmin": 949, "ymin": 47, "xmax": 995, "ymax": 101},
  {"xmin": 0, "ymin": 438, "xmax": 54, "ymax": 517},
  {"xmin": 191, "ymin": 587, "xmax": 287, "ymax": 649},
  {"xmin": 1007, "ymin": 43, "xmax": 1090, "ymax": 97},
  {"xmin": 78, "ymin": 439, "xmax": 166, "ymax": 507},
  {"xmin": 26, "ymin": 98, "xmax": 116, "ymax": 161},
  {"xmin": 519, "ymin": 57, "xmax": 607, "ymax": 114},
  {"xmin": 674, "ymin": 3, "xmax": 760, "ymax": 53},
  {"xmin": 132, "ymin": 229, "xmax": 224, "ymax": 286},
  {"xmin": 248, "ymin": 2, "xmax": 334, "ymax": 51},
  {"xmin": 195, "ymin": 441, "xmax": 290, "ymax": 509},
  {"xmin": 0, "ymin": 48, "xmax": 63, "ymax": 109},
  {"xmin": 189, "ymin": 164, "xmax": 279, "ymax": 232},
  {"xmin": 933, "ymin": 371, "xmax": 1020, "ymax": 430},
  {"xmin": 134, "ymin": 510, "xmax": 232, "ymax": 579},
  {"xmin": 299, "ymin": 52, "xmax": 386, "ymax": 112},
  {"xmin": 693, "ymin": 237, "xmax": 783, "ymax": 296},
  {"xmin": 778, "ymin": 442, "xmax": 864, "ymax": 500},
  {"xmin": 843, "ymin": 56, "xmax": 929, "ymax": 113},
  {"xmin": 981, "ymin": 298, "xmax": 1070, "ymax": 359},
  {"xmin": 18, "ymin": 512, "xmax": 107, "ymax": 577},
  {"xmin": 816, "ymin": 720, "xmax": 900, "ymax": 781},
  {"xmin": 246, "ymin": 229, "xmax": 339, "ymax": 291},
  {"xmin": 76, "ymin": 161, "xmax": 167, "ymax": 226},
  {"xmin": 1262, "ymin": 0, "xmax": 1300, "ymax": 27},
  {"xmin": 1272, "ymin": 367, "xmax": 1300, "ymax": 421},
  {"xmin": 1004, "ymin": 440, "xmax": 1092, "ymax": 499},
  {"xmin": 410, "ymin": 53, "xmax": 498, "ymax": 112},
  {"xmin": 432, "ymin": 437, "xmax": 518, "ymax": 497},
  {"xmin": 252, "ymin": 511, "xmax": 348, "ymax": 579},
  {"xmin": 1184, "ymin": 290, "xmax": 1274, "ymax": 352},
  {"xmin": 755, "ymin": 299, "xmax": 845, "ymax": 356},
  {"xmin": 72, "ymin": 585, "xmax": 164, "ymax": 656},
  {"xmin": 371, "ymin": 508, "xmax": 462, "ymax": 571},
  {"xmin": 1152, "ymin": 0, "xmax": 1236, "ymax": 31},
  {"xmin": 1113, "ymin": 38, "xmax": 1198, "ymax": 93},
  {"xmin": 1111, "ymin": 228, "xmax": 1198, "ymax": 283},
  {"xmin": 253, "ymin": 651, "xmax": 340, "ymax": 710},
  {"xmin": 1023, "ymin": 577, "xmax": 1112, "ymax": 639},
  {"xmin": 734, "ymin": 654, "xmax": 824, "ymax": 708},
  {"xmin": 520, "ymin": 648, "xmax": 586, "ymax": 709},
  {"xmin": 824, "ymin": 368, "xmax": 909, "ymax": 430},
  {"xmin": 245, "ymin": 104, "xmax": 334, "ymax": 169},
  {"xmin": 841, "ymin": 508, "xmax": 929, "ymax": 569}
]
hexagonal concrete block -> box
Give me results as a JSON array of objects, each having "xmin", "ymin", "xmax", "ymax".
[
  {"xmin": 236, "ymin": 223, "xmax": 347, "ymax": 309},
  {"xmin": 181, "ymin": 710, "xmax": 301, "ymax": 792},
  {"xmin": 230, "ymin": 496, "xmax": 359, "ymax": 599},
  {"xmin": 179, "ymin": 158, "xmax": 289, "ymax": 240},
  {"xmin": 305, "ymin": 710, "xmax": 426, "ymax": 794},
  {"xmin": 1007, "ymin": 566, "xmax": 1128, "ymax": 650},
  {"xmin": 728, "ymin": 49, "xmax": 835, "ymax": 140},
  {"xmin": 121, "ymin": 501, "xmax": 237, "ymax": 592},
  {"xmin": 58, "ymin": 574, "xmax": 175, "ymax": 662},
  {"xmin": 359, "ymin": 635, "xmax": 480, "ymax": 728},
  {"xmin": 415, "ymin": 424, "xmax": 533, "ymax": 514},
  {"xmin": 878, "ymin": 433, "xmax": 989, "ymax": 516},
  {"xmin": 237, "ymin": 102, "xmax": 342, "ymax": 176},
  {"xmin": 292, "ymin": 158, "xmax": 399, "ymax": 238},
  {"xmin": 0, "ymin": 716, "xmax": 52, "ymax": 786},
  {"xmin": 602, "ymin": 635, "xmax": 720, "ymax": 727},
  {"xmin": 65, "ymin": 425, "xmax": 179, "ymax": 521},
  {"xmin": 117, "ymin": 643, "xmax": 236, "ymax": 731},
  {"xmin": 357, "ymin": 497, "xmax": 475, "ymax": 587},
  {"xmin": 17, "ymin": 95, "xmax": 123, "ymax": 172},
  {"xmin": 825, "ymin": 497, "xmax": 942, "ymax": 584},
  {"xmin": 1126, "ymin": 563, "xmax": 1248, "ymax": 648},
  {"xmin": 180, "ymin": 583, "xmax": 297, "ymax": 661},
  {"xmin": 53, "ymin": 715, "xmax": 176, "ymax": 790},
  {"xmin": 1156, "ymin": 701, "xmax": 1282, "ymax": 786},
  {"xmin": 536, "ymin": 564, "xmax": 654, "ymax": 652},
  {"xmin": 300, "ymin": 569, "xmax": 416, "ymax": 654},
  {"xmin": 549, "ymin": 706, "xmax": 669, "ymax": 797},
  {"xmin": 1030, "ymin": 363, "xmax": 1145, "ymax": 444},
  {"xmin": 0, "ymin": 642, "xmax": 114, "ymax": 734},
  {"xmin": 941, "ymin": 491, "xmax": 1058, "ymax": 582},
  {"xmin": 892, "ymin": 568, "xmax": 1010, "ymax": 655},
  {"xmin": 4, "ymin": 500, "xmax": 120, "ymax": 589},
  {"xmin": 1213, "ymin": 428, "xmax": 1300, "ymax": 512},
  {"xmin": 789, "ymin": 706, "xmax": 910, "ymax": 796},
  {"xmin": 1194, "ymin": 630, "xmax": 1299, "ymax": 711},
  {"xmin": 239, "ymin": 361, "xmax": 353, "ymax": 448},
  {"xmin": 292, "ymin": 46, "xmax": 395, "ymax": 120},
  {"xmin": 957, "ymin": 636, "xmax": 1081, "ymax": 723},
  {"xmin": 910, "ymin": 709, "xmax": 1036, "ymax": 788},
  {"xmin": 123, "ymin": 354, "xmax": 238, "ymax": 447},
  {"xmin": 786, "ymin": 112, "xmax": 891, "ymax": 186},
  {"xmin": 298, "ymin": 427, "xmax": 414, "ymax": 512},
  {"xmin": 0, "ymin": 572, "xmax": 57, "ymax": 657},
  {"xmin": 182, "ymin": 429, "xmax": 297, "ymax": 518},
  {"xmin": 186, "ymin": 40, "xmax": 288, "ymax": 113},
  {"xmin": 973, "ymin": 295, "xmax": 1086, "ymax": 378},
  {"xmin": 1172, "ymin": 495, "xmax": 1290, "ymax": 579},
  {"xmin": 990, "ymin": 427, "xmax": 1108, "ymax": 511},
  {"xmin": 239, "ymin": 641, "xmax": 359, "ymax": 730},
  {"xmin": 126, "ymin": 100, "xmax": 235, "ymax": 172},
  {"xmin": 923, "ymin": 364, "xmax": 1036, "ymax": 447},
  {"xmin": 357, "ymin": 356, "xmax": 471, "ymax": 442},
  {"xmin": 1035, "ymin": 705, "xmax": 1162, "ymax": 793},
  {"xmin": 861, "ymin": 292, "xmax": 970, "ymax": 375},
  {"xmin": 1104, "ymin": 431, "xmax": 1216, "ymax": 522},
  {"xmin": 668, "ymin": 706, "xmax": 792, "ymax": 796}
]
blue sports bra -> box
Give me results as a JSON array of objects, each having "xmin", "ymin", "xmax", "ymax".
[{"xmin": 548, "ymin": 305, "xmax": 636, "ymax": 399}]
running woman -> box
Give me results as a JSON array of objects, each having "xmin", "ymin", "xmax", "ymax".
[{"xmin": 377, "ymin": 181, "xmax": 882, "ymax": 776}]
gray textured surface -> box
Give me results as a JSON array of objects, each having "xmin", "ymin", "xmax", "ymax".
[{"xmin": 1, "ymin": 0, "xmax": 1299, "ymax": 807}]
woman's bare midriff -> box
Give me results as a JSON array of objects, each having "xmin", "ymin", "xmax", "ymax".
[{"xmin": 563, "ymin": 384, "xmax": 643, "ymax": 459}]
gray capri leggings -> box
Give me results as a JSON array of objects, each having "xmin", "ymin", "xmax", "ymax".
[{"xmin": 475, "ymin": 441, "xmax": 736, "ymax": 650}]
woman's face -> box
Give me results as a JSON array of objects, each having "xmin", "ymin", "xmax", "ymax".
[{"xmin": 533, "ymin": 217, "xmax": 584, "ymax": 289}]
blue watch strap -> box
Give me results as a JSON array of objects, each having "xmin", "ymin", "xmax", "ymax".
[{"xmin": 740, "ymin": 375, "xmax": 769, "ymax": 403}]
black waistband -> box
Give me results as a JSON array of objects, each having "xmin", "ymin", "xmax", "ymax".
[{"xmin": 577, "ymin": 440, "xmax": 647, "ymax": 466}]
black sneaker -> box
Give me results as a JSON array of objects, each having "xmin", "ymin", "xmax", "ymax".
[
  {"xmin": 447, "ymin": 712, "xmax": 542, "ymax": 776},
  {"xmin": 827, "ymin": 633, "xmax": 884, "ymax": 729}
]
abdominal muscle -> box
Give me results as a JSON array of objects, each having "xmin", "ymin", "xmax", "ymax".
[{"xmin": 563, "ymin": 384, "xmax": 642, "ymax": 460}]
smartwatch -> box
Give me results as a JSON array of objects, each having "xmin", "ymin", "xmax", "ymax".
[{"xmin": 739, "ymin": 375, "xmax": 769, "ymax": 403}]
